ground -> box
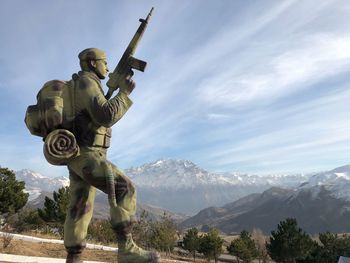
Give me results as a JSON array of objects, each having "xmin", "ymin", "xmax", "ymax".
[
  {"xmin": 0, "ymin": 237, "xmax": 200, "ymax": 263},
  {"xmin": 0, "ymin": 239, "xmax": 117, "ymax": 262}
]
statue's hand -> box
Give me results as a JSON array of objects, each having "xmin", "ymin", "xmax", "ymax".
[{"xmin": 119, "ymin": 71, "xmax": 136, "ymax": 96}]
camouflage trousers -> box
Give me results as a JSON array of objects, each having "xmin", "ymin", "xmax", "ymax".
[{"xmin": 64, "ymin": 147, "xmax": 136, "ymax": 252}]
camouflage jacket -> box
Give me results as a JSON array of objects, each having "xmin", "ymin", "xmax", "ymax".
[{"xmin": 72, "ymin": 71, "xmax": 132, "ymax": 149}]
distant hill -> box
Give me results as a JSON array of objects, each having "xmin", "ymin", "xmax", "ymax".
[{"xmin": 180, "ymin": 165, "xmax": 350, "ymax": 234}]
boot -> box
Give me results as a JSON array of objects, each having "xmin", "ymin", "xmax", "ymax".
[
  {"xmin": 118, "ymin": 233, "xmax": 161, "ymax": 263},
  {"xmin": 115, "ymin": 223, "xmax": 161, "ymax": 263},
  {"xmin": 66, "ymin": 252, "xmax": 83, "ymax": 263},
  {"xmin": 66, "ymin": 245, "xmax": 84, "ymax": 263}
]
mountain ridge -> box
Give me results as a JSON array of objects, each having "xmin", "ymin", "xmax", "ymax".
[
  {"xmin": 180, "ymin": 165, "xmax": 350, "ymax": 234},
  {"xmin": 15, "ymin": 160, "xmax": 350, "ymax": 215}
]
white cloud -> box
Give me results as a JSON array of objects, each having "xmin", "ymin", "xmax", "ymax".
[
  {"xmin": 196, "ymin": 33, "xmax": 350, "ymax": 107},
  {"xmin": 2, "ymin": 0, "xmax": 350, "ymax": 175}
]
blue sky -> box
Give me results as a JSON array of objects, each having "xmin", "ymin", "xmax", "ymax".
[{"xmin": 1, "ymin": 0, "xmax": 350, "ymax": 177}]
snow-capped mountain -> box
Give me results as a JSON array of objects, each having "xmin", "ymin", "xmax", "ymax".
[
  {"xmin": 181, "ymin": 165, "xmax": 350, "ymax": 233},
  {"xmin": 15, "ymin": 160, "xmax": 350, "ymax": 215},
  {"xmin": 299, "ymin": 164, "xmax": 350, "ymax": 201},
  {"xmin": 15, "ymin": 169, "xmax": 187, "ymax": 222},
  {"xmin": 125, "ymin": 159, "xmax": 312, "ymax": 214},
  {"xmin": 181, "ymin": 185, "xmax": 350, "ymax": 234},
  {"xmin": 127, "ymin": 159, "xmax": 223, "ymax": 188},
  {"xmin": 15, "ymin": 169, "xmax": 69, "ymax": 201},
  {"xmin": 126, "ymin": 159, "xmax": 310, "ymax": 189}
]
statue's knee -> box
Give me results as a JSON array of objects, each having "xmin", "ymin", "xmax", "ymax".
[
  {"xmin": 69, "ymin": 189, "xmax": 92, "ymax": 220},
  {"xmin": 115, "ymin": 176, "xmax": 135, "ymax": 202}
]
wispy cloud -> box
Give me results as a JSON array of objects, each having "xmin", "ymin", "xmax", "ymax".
[
  {"xmin": 1, "ymin": 0, "xmax": 350, "ymax": 176},
  {"xmin": 196, "ymin": 33, "xmax": 350, "ymax": 107}
]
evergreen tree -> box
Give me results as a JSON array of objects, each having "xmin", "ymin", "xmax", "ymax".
[
  {"xmin": 0, "ymin": 167, "xmax": 28, "ymax": 214},
  {"xmin": 267, "ymin": 218, "xmax": 315, "ymax": 263},
  {"xmin": 14, "ymin": 208, "xmax": 45, "ymax": 232},
  {"xmin": 227, "ymin": 230, "xmax": 259, "ymax": 263},
  {"xmin": 198, "ymin": 228, "xmax": 224, "ymax": 263},
  {"xmin": 183, "ymin": 227, "xmax": 200, "ymax": 261},
  {"xmin": 38, "ymin": 186, "xmax": 70, "ymax": 223},
  {"xmin": 301, "ymin": 232, "xmax": 350, "ymax": 263},
  {"xmin": 148, "ymin": 213, "xmax": 178, "ymax": 255}
]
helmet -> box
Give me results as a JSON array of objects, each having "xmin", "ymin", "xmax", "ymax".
[{"xmin": 78, "ymin": 48, "xmax": 106, "ymax": 61}]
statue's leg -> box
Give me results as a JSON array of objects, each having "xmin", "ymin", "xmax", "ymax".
[
  {"xmin": 107, "ymin": 162, "xmax": 137, "ymax": 226},
  {"xmin": 67, "ymin": 148, "xmax": 160, "ymax": 262},
  {"xmin": 108, "ymin": 162, "xmax": 160, "ymax": 263},
  {"xmin": 64, "ymin": 168, "xmax": 96, "ymax": 263},
  {"xmin": 67, "ymin": 149, "xmax": 136, "ymax": 224}
]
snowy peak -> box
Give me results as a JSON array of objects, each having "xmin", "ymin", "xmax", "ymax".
[
  {"xmin": 330, "ymin": 164, "xmax": 350, "ymax": 174},
  {"xmin": 15, "ymin": 161, "xmax": 350, "ymax": 214},
  {"xmin": 302, "ymin": 165, "xmax": 350, "ymax": 187},
  {"xmin": 125, "ymin": 159, "xmax": 310, "ymax": 189},
  {"xmin": 299, "ymin": 165, "xmax": 350, "ymax": 201},
  {"xmin": 126, "ymin": 159, "xmax": 217, "ymax": 188},
  {"xmin": 17, "ymin": 169, "xmax": 45, "ymax": 179},
  {"xmin": 15, "ymin": 169, "xmax": 69, "ymax": 193},
  {"xmin": 129, "ymin": 159, "xmax": 206, "ymax": 175}
]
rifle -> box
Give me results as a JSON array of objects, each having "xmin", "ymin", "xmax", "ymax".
[{"xmin": 105, "ymin": 7, "xmax": 154, "ymax": 100}]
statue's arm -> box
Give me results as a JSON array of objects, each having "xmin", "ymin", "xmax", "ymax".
[{"xmin": 80, "ymin": 77, "xmax": 133, "ymax": 127}]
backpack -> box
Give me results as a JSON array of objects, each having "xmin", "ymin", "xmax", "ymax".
[
  {"xmin": 25, "ymin": 79, "xmax": 80, "ymax": 165},
  {"xmin": 25, "ymin": 79, "xmax": 75, "ymax": 138}
]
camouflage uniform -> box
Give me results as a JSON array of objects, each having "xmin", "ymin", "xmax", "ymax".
[{"xmin": 64, "ymin": 48, "xmax": 159, "ymax": 263}]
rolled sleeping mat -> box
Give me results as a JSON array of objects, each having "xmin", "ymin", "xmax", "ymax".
[{"xmin": 44, "ymin": 129, "xmax": 80, "ymax": 165}]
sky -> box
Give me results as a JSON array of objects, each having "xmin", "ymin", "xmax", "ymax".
[{"xmin": 1, "ymin": 0, "xmax": 350, "ymax": 177}]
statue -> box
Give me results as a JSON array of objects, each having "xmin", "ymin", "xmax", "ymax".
[{"xmin": 25, "ymin": 9, "xmax": 160, "ymax": 263}]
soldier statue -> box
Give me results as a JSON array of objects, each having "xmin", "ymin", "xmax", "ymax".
[
  {"xmin": 24, "ymin": 9, "xmax": 157, "ymax": 263},
  {"xmin": 63, "ymin": 48, "xmax": 160, "ymax": 263}
]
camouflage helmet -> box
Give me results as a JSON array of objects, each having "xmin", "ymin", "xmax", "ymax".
[{"xmin": 78, "ymin": 48, "xmax": 106, "ymax": 61}]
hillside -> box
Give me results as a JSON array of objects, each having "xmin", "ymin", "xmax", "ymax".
[{"xmin": 181, "ymin": 165, "xmax": 350, "ymax": 234}]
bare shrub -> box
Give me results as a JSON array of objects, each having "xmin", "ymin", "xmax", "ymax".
[{"xmin": 1, "ymin": 223, "xmax": 14, "ymax": 249}]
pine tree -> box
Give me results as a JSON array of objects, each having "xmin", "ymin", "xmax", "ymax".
[
  {"xmin": 267, "ymin": 218, "xmax": 315, "ymax": 263},
  {"xmin": 198, "ymin": 228, "xmax": 224, "ymax": 263},
  {"xmin": 38, "ymin": 186, "xmax": 70, "ymax": 223},
  {"xmin": 301, "ymin": 232, "xmax": 350, "ymax": 263},
  {"xmin": 0, "ymin": 167, "xmax": 28, "ymax": 214},
  {"xmin": 14, "ymin": 208, "xmax": 45, "ymax": 232},
  {"xmin": 148, "ymin": 212, "xmax": 178, "ymax": 255},
  {"xmin": 183, "ymin": 227, "xmax": 200, "ymax": 261},
  {"xmin": 227, "ymin": 230, "xmax": 259, "ymax": 263}
]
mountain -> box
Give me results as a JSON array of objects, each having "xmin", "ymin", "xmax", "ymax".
[
  {"xmin": 180, "ymin": 165, "xmax": 350, "ymax": 234},
  {"xmin": 299, "ymin": 164, "xmax": 350, "ymax": 201},
  {"xmin": 16, "ymin": 169, "xmax": 69, "ymax": 201},
  {"xmin": 92, "ymin": 193, "xmax": 187, "ymax": 223},
  {"xmin": 16, "ymin": 160, "xmax": 312, "ymax": 215},
  {"xmin": 125, "ymin": 159, "xmax": 311, "ymax": 214},
  {"xmin": 16, "ymin": 169, "xmax": 186, "ymax": 222},
  {"xmin": 126, "ymin": 159, "xmax": 309, "ymax": 189}
]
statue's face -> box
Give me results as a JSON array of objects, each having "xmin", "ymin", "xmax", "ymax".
[{"xmin": 94, "ymin": 59, "xmax": 109, "ymax": 79}]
